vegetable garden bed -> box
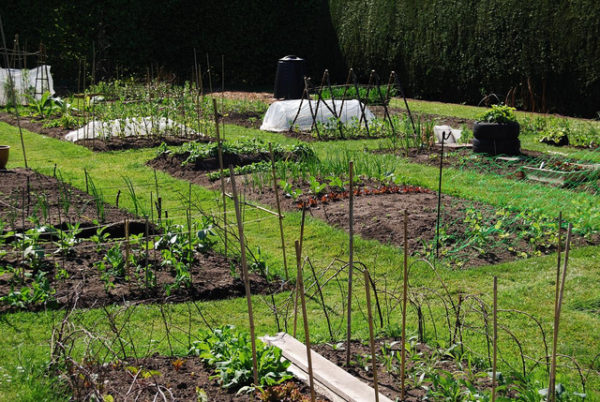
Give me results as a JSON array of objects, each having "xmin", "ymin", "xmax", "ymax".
[
  {"xmin": 0, "ymin": 168, "xmax": 132, "ymax": 230},
  {"xmin": 379, "ymin": 147, "xmax": 600, "ymax": 193},
  {"xmin": 148, "ymin": 146, "xmax": 600, "ymax": 268},
  {"xmin": 312, "ymin": 339, "xmax": 499, "ymax": 401},
  {"xmin": 0, "ymin": 112, "xmax": 207, "ymax": 152},
  {"xmin": 68, "ymin": 356, "xmax": 319, "ymax": 402},
  {"xmin": 0, "ymin": 168, "xmax": 278, "ymax": 311}
]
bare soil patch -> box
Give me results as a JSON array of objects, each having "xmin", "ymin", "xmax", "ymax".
[
  {"xmin": 0, "ymin": 168, "xmax": 278, "ymax": 311},
  {"xmin": 69, "ymin": 356, "xmax": 318, "ymax": 401},
  {"xmin": 0, "ymin": 241, "xmax": 273, "ymax": 311},
  {"xmin": 313, "ymin": 339, "xmax": 494, "ymax": 401},
  {"xmin": 220, "ymin": 91, "xmax": 276, "ymax": 104},
  {"xmin": 0, "ymin": 168, "xmax": 133, "ymax": 231},
  {"xmin": 148, "ymin": 155, "xmax": 599, "ymax": 268}
]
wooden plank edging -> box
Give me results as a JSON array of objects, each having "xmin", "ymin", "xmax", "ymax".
[{"xmin": 262, "ymin": 332, "xmax": 393, "ymax": 402}]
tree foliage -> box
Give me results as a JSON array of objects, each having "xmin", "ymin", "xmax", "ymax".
[{"xmin": 329, "ymin": 0, "xmax": 600, "ymax": 116}]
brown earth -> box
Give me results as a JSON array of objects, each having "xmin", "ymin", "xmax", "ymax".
[
  {"xmin": 69, "ymin": 356, "xmax": 322, "ymax": 401},
  {"xmin": 0, "ymin": 240, "xmax": 274, "ymax": 311},
  {"xmin": 313, "ymin": 339, "xmax": 496, "ymax": 401},
  {"xmin": 0, "ymin": 168, "xmax": 135, "ymax": 231},
  {"xmin": 0, "ymin": 168, "xmax": 280, "ymax": 311},
  {"xmin": 148, "ymin": 155, "xmax": 600, "ymax": 268}
]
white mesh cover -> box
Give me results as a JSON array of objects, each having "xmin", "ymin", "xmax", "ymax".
[
  {"xmin": 64, "ymin": 117, "xmax": 202, "ymax": 142},
  {"xmin": 0, "ymin": 66, "xmax": 55, "ymax": 105},
  {"xmin": 260, "ymin": 99, "xmax": 375, "ymax": 132}
]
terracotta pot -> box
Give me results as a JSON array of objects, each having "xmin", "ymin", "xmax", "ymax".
[{"xmin": 0, "ymin": 145, "xmax": 9, "ymax": 169}]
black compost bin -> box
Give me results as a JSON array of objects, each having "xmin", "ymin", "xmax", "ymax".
[{"xmin": 274, "ymin": 55, "xmax": 306, "ymax": 99}]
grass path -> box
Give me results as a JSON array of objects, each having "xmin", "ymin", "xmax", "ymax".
[{"xmin": 0, "ymin": 121, "xmax": 599, "ymax": 399}]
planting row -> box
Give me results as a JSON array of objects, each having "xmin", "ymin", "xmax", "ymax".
[
  {"xmin": 149, "ymin": 141, "xmax": 600, "ymax": 269},
  {"xmin": 0, "ymin": 168, "xmax": 282, "ymax": 311}
]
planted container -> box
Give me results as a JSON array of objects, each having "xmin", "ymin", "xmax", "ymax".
[
  {"xmin": 0, "ymin": 145, "xmax": 9, "ymax": 169},
  {"xmin": 523, "ymin": 162, "xmax": 600, "ymax": 186},
  {"xmin": 472, "ymin": 105, "xmax": 520, "ymax": 155}
]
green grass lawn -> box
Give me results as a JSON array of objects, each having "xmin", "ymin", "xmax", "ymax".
[{"xmin": 1, "ymin": 116, "xmax": 599, "ymax": 399}]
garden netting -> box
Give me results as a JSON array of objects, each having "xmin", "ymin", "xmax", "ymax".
[{"xmin": 0, "ymin": 65, "xmax": 55, "ymax": 105}]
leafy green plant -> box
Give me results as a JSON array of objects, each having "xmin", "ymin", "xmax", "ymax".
[
  {"xmin": 319, "ymin": 85, "xmax": 397, "ymax": 105},
  {"xmin": 26, "ymin": 91, "xmax": 60, "ymax": 119},
  {"xmin": 13, "ymin": 226, "xmax": 50, "ymax": 271},
  {"xmin": 95, "ymin": 243, "xmax": 132, "ymax": 291},
  {"xmin": 478, "ymin": 104, "xmax": 518, "ymax": 124},
  {"xmin": 190, "ymin": 325, "xmax": 292, "ymax": 391},
  {"xmin": 54, "ymin": 223, "xmax": 81, "ymax": 256},
  {"xmin": 308, "ymin": 176, "xmax": 327, "ymax": 195},
  {"xmin": 537, "ymin": 126, "xmax": 570, "ymax": 146},
  {"xmin": 0, "ymin": 271, "xmax": 55, "ymax": 308},
  {"xmin": 90, "ymin": 224, "xmax": 110, "ymax": 252},
  {"xmin": 326, "ymin": 175, "xmax": 347, "ymax": 191}
]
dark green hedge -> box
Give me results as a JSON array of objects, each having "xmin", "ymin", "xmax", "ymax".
[
  {"xmin": 328, "ymin": 0, "xmax": 600, "ymax": 117},
  {"xmin": 2, "ymin": 1, "xmax": 343, "ymax": 90},
  {"xmin": 3, "ymin": 1, "xmax": 599, "ymax": 116}
]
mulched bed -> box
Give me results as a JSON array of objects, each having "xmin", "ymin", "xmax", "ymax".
[
  {"xmin": 148, "ymin": 155, "xmax": 600, "ymax": 268},
  {"xmin": 313, "ymin": 339, "xmax": 494, "ymax": 401},
  {"xmin": 0, "ymin": 112, "xmax": 208, "ymax": 152},
  {"xmin": 69, "ymin": 356, "xmax": 320, "ymax": 401}
]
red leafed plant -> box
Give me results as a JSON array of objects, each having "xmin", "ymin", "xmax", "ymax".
[{"xmin": 296, "ymin": 185, "xmax": 431, "ymax": 209}]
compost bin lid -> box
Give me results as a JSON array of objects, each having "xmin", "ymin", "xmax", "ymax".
[{"xmin": 279, "ymin": 55, "xmax": 304, "ymax": 62}]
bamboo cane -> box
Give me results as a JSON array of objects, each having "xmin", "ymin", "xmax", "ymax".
[
  {"xmin": 346, "ymin": 161, "xmax": 355, "ymax": 366},
  {"xmin": 213, "ymin": 98, "xmax": 228, "ymax": 256},
  {"xmin": 229, "ymin": 165, "xmax": 258, "ymax": 386},
  {"xmin": 293, "ymin": 206, "xmax": 307, "ymax": 337},
  {"xmin": 401, "ymin": 209, "xmax": 409, "ymax": 400},
  {"xmin": 492, "ymin": 276, "xmax": 498, "ymax": 402},
  {"xmin": 269, "ymin": 142, "xmax": 288, "ymax": 280},
  {"xmin": 296, "ymin": 240, "xmax": 316, "ymax": 402},
  {"xmin": 549, "ymin": 223, "xmax": 572, "ymax": 402},
  {"xmin": 363, "ymin": 267, "xmax": 380, "ymax": 402}
]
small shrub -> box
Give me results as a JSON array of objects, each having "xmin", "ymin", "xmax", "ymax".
[
  {"xmin": 478, "ymin": 104, "xmax": 517, "ymax": 124},
  {"xmin": 190, "ymin": 325, "xmax": 293, "ymax": 391}
]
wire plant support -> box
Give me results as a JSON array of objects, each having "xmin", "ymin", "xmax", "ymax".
[{"xmin": 288, "ymin": 68, "xmax": 417, "ymax": 141}]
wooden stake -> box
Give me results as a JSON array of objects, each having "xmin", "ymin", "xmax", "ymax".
[
  {"xmin": 492, "ymin": 276, "xmax": 498, "ymax": 402},
  {"xmin": 124, "ymin": 218, "xmax": 130, "ymax": 276},
  {"xmin": 346, "ymin": 161, "xmax": 354, "ymax": 366},
  {"xmin": 549, "ymin": 213, "xmax": 562, "ymax": 401},
  {"xmin": 150, "ymin": 192, "xmax": 154, "ymax": 224},
  {"xmin": 400, "ymin": 209, "xmax": 409, "ymax": 400},
  {"xmin": 229, "ymin": 165, "xmax": 259, "ymax": 386},
  {"xmin": 145, "ymin": 216, "xmax": 150, "ymax": 288},
  {"xmin": 295, "ymin": 240, "xmax": 316, "ymax": 402},
  {"xmin": 363, "ymin": 267, "xmax": 380, "ymax": 402},
  {"xmin": 213, "ymin": 98, "xmax": 228, "ymax": 256},
  {"xmin": 0, "ymin": 17, "xmax": 28, "ymax": 169},
  {"xmin": 549, "ymin": 223, "xmax": 572, "ymax": 402},
  {"xmin": 269, "ymin": 142, "xmax": 289, "ymax": 280},
  {"xmin": 293, "ymin": 206, "xmax": 307, "ymax": 337}
]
